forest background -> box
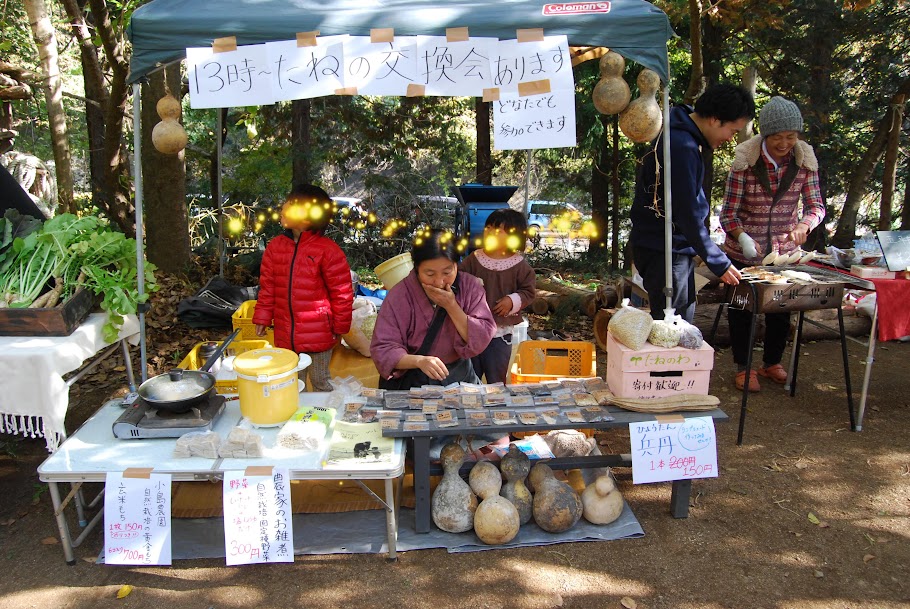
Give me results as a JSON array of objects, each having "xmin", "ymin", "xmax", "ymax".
[{"xmin": 1, "ymin": 0, "xmax": 908, "ymax": 278}]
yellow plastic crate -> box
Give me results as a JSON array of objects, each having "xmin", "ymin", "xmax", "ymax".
[
  {"xmin": 178, "ymin": 339, "xmax": 270, "ymax": 395},
  {"xmin": 232, "ymin": 300, "xmax": 275, "ymax": 344},
  {"xmin": 509, "ymin": 340, "xmax": 597, "ymax": 384}
]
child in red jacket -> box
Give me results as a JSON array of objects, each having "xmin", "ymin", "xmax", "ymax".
[{"xmin": 254, "ymin": 184, "xmax": 354, "ymax": 391}]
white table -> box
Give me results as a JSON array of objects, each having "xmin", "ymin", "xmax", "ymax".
[
  {"xmin": 38, "ymin": 393, "xmax": 404, "ymax": 564},
  {"xmin": 0, "ymin": 313, "xmax": 139, "ymax": 452}
]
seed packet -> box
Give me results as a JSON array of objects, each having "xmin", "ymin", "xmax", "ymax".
[
  {"xmin": 434, "ymin": 410, "xmax": 459, "ymax": 428},
  {"xmin": 441, "ymin": 396, "xmax": 463, "ymax": 409},
  {"xmin": 459, "ymin": 383, "xmax": 484, "ymax": 394},
  {"xmin": 421, "ymin": 401, "xmax": 439, "ymax": 415},
  {"xmin": 383, "ymin": 394, "xmax": 411, "ymax": 410},
  {"xmin": 361, "ymin": 387, "xmax": 386, "ymax": 399},
  {"xmin": 582, "ymin": 377, "xmax": 610, "ymax": 392},
  {"xmin": 572, "ymin": 392, "xmax": 599, "ymax": 407},
  {"xmin": 533, "ymin": 395, "xmax": 559, "ymax": 407},
  {"xmin": 344, "ymin": 402, "xmax": 363, "ymax": 414},
  {"xmin": 460, "ymin": 394, "xmax": 482, "ymax": 408},
  {"xmin": 483, "ymin": 382, "xmax": 508, "ymax": 395},
  {"xmin": 419, "ymin": 386, "xmax": 444, "ymax": 400},
  {"xmin": 518, "ymin": 411, "xmax": 539, "ymax": 425},
  {"xmin": 483, "ymin": 394, "xmax": 508, "ymax": 407},
  {"xmin": 402, "ymin": 421, "xmax": 430, "ymax": 432},
  {"xmin": 359, "ymin": 408, "xmax": 379, "ymax": 423},
  {"xmin": 540, "ymin": 409, "xmax": 560, "ymax": 425},
  {"xmin": 506, "ymin": 384, "xmax": 532, "ymax": 395},
  {"xmin": 405, "ymin": 413, "xmax": 427, "ymax": 423},
  {"xmin": 381, "ymin": 418, "xmax": 400, "ymax": 431},
  {"xmin": 565, "ymin": 410, "xmax": 587, "ymax": 424},
  {"xmin": 591, "ymin": 389, "xmax": 614, "ymax": 406},
  {"xmin": 465, "ymin": 410, "xmax": 492, "ymax": 427},
  {"xmin": 556, "ymin": 394, "xmax": 576, "ymax": 407},
  {"xmin": 491, "ymin": 410, "xmax": 517, "ymax": 425},
  {"xmin": 442, "ymin": 382, "xmax": 462, "ymax": 395},
  {"xmin": 509, "ymin": 395, "xmax": 535, "ymax": 408},
  {"xmin": 365, "ymin": 395, "xmax": 385, "ymax": 408},
  {"xmin": 559, "ymin": 379, "xmax": 586, "ymax": 392}
]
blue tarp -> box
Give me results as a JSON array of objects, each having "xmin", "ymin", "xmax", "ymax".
[{"xmin": 127, "ymin": 0, "xmax": 674, "ymax": 84}]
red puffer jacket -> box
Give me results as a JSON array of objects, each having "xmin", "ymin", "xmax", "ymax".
[{"xmin": 253, "ymin": 230, "xmax": 353, "ymax": 353}]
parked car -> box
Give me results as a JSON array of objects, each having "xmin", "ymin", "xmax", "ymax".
[
  {"xmin": 527, "ymin": 200, "xmax": 587, "ymax": 234},
  {"xmin": 331, "ymin": 196, "xmax": 369, "ymax": 218},
  {"xmin": 414, "ymin": 195, "xmax": 459, "ymax": 226}
]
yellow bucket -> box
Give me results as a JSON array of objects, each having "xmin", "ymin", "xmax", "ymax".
[
  {"xmin": 374, "ymin": 252, "xmax": 414, "ymax": 290},
  {"xmin": 233, "ymin": 348, "xmax": 311, "ymax": 426}
]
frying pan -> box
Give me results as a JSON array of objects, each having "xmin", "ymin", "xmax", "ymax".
[{"xmin": 137, "ymin": 328, "xmax": 241, "ymax": 413}]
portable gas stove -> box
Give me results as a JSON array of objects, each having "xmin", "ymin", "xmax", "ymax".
[{"xmin": 112, "ymin": 393, "xmax": 228, "ymax": 439}]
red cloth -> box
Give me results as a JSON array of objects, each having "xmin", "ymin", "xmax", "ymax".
[{"xmin": 869, "ymin": 278, "xmax": 910, "ymax": 342}]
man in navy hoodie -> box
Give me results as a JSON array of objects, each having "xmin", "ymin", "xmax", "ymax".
[{"xmin": 630, "ymin": 83, "xmax": 754, "ymax": 323}]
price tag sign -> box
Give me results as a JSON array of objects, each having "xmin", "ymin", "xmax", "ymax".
[
  {"xmin": 222, "ymin": 468, "xmax": 294, "ymax": 565},
  {"xmin": 104, "ymin": 471, "xmax": 172, "ymax": 565},
  {"xmin": 629, "ymin": 416, "xmax": 718, "ymax": 484}
]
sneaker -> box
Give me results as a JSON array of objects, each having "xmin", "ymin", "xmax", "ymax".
[
  {"xmin": 735, "ymin": 370, "xmax": 761, "ymax": 392},
  {"xmin": 757, "ymin": 364, "xmax": 788, "ymax": 384}
]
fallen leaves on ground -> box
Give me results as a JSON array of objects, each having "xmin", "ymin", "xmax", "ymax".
[
  {"xmin": 620, "ymin": 597, "xmax": 638, "ymax": 609},
  {"xmin": 116, "ymin": 585, "xmax": 133, "ymax": 599},
  {"xmin": 863, "ymin": 554, "xmax": 876, "ymax": 563},
  {"xmin": 40, "ymin": 536, "xmax": 58, "ymax": 545}
]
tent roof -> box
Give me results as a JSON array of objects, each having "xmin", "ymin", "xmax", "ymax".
[{"xmin": 127, "ymin": 0, "xmax": 674, "ymax": 85}]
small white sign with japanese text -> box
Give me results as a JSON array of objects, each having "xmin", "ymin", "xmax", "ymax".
[
  {"xmin": 414, "ymin": 36, "xmax": 496, "ymax": 96},
  {"xmin": 187, "ymin": 44, "xmax": 276, "ymax": 108},
  {"xmin": 222, "ymin": 468, "xmax": 294, "ymax": 565},
  {"xmin": 104, "ymin": 472, "xmax": 172, "ymax": 566},
  {"xmin": 267, "ymin": 36, "xmax": 348, "ymax": 101},
  {"xmin": 342, "ymin": 37, "xmax": 419, "ymax": 96},
  {"xmin": 492, "ymin": 89, "xmax": 577, "ymax": 150},
  {"xmin": 629, "ymin": 417, "xmax": 718, "ymax": 484},
  {"xmin": 490, "ymin": 35, "xmax": 573, "ymax": 94}
]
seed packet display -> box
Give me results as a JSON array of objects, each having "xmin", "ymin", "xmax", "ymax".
[
  {"xmin": 402, "ymin": 421, "xmax": 430, "ymax": 432},
  {"xmin": 565, "ymin": 409, "xmax": 587, "ymax": 424},
  {"xmin": 509, "ymin": 395, "xmax": 535, "ymax": 408},
  {"xmin": 584, "ymin": 405, "xmax": 614, "ymax": 423},
  {"xmin": 559, "ymin": 379, "xmax": 586, "ymax": 392},
  {"xmin": 483, "ymin": 393, "xmax": 508, "ymax": 407},
  {"xmin": 491, "ymin": 410, "xmax": 518, "ymax": 425},
  {"xmin": 460, "ymin": 394, "xmax": 482, "ymax": 408},
  {"xmin": 421, "ymin": 401, "xmax": 439, "ymax": 415},
  {"xmin": 582, "ymin": 377, "xmax": 610, "ymax": 392},
  {"xmin": 361, "ymin": 388, "xmax": 385, "ymax": 399},
  {"xmin": 405, "ymin": 413, "xmax": 428, "ymax": 423},
  {"xmin": 506, "ymin": 384, "xmax": 531, "ymax": 395},
  {"xmin": 359, "ymin": 408, "xmax": 379, "ymax": 423},
  {"xmin": 533, "ymin": 395, "xmax": 560, "ymax": 408},
  {"xmin": 383, "ymin": 391, "xmax": 411, "ymax": 410},
  {"xmin": 484, "ymin": 382, "xmax": 508, "ymax": 395},
  {"xmin": 465, "ymin": 410, "xmax": 492, "ymax": 427},
  {"xmin": 591, "ymin": 389, "xmax": 614, "ymax": 406},
  {"xmin": 381, "ymin": 417, "xmax": 401, "ymax": 431},
  {"xmin": 556, "ymin": 394, "xmax": 576, "ymax": 407},
  {"xmin": 440, "ymin": 396, "xmax": 463, "ymax": 409},
  {"xmin": 459, "ymin": 383, "xmax": 484, "ymax": 394},
  {"xmin": 540, "ymin": 409, "xmax": 560, "ymax": 425},
  {"xmin": 434, "ymin": 410, "xmax": 459, "ymax": 428},
  {"xmin": 572, "ymin": 392, "xmax": 599, "ymax": 407},
  {"xmin": 517, "ymin": 411, "xmax": 539, "ymax": 425}
]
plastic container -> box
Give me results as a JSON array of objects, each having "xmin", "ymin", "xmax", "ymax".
[
  {"xmin": 178, "ymin": 339, "xmax": 271, "ymax": 395},
  {"xmin": 509, "ymin": 340, "xmax": 596, "ymax": 384},
  {"xmin": 233, "ymin": 348, "xmax": 311, "ymax": 426},
  {"xmin": 374, "ymin": 252, "xmax": 414, "ymax": 290},
  {"xmin": 511, "ymin": 317, "xmax": 529, "ymax": 345},
  {"xmin": 232, "ymin": 300, "xmax": 275, "ymax": 343}
]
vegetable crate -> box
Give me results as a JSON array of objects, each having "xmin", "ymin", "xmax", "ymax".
[
  {"xmin": 231, "ymin": 300, "xmax": 274, "ymax": 344},
  {"xmin": 509, "ymin": 340, "xmax": 596, "ymax": 384},
  {"xmin": 605, "ymin": 333, "xmax": 713, "ymax": 399},
  {"xmin": 178, "ymin": 339, "xmax": 270, "ymax": 395},
  {"xmin": 0, "ymin": 288, "xmax": 94, "ymax": 336}
]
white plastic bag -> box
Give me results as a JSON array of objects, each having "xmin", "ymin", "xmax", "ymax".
[
  {"xmin": 342, "ymin": 296, "xmax": 377, "ymax": 357},
  {"xmin": 608, "ymin": 298, "xmax": 653, "ymax": 350},
  {"xmin": 648, "ymin": 309, "xmax": 682, "ymax": 348}
]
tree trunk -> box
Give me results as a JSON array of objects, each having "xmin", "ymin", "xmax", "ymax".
[
  {"xmin": 61, "ymin": 0, "xmax": 109, "ymax": 218},
  {"xmin": 475, "ymin": 98, "xmax": 492, "ymax": 185},
  {"xmin": 902, "ymin": 145, "xmax": 910, "ymax": 231},
  {"xmin": 24, "ymin": 0, "xmax": 74, "ymax": 215},
  {"xmin": 834, "ymin": 80, "xmax": 910, "ymax": 246},
  {"xmin": 737, "ymin": 65, "xmax": 757, "ymax": 143},
  {"xmin": 291, "ymin": 99, "xmax": 312, "ymax": 184},
  {"xmin": 699, "ymin": 13, "xmax": 725, "ymax": 205},
  {"xmin": 142, "ymin": 65, "xmax": 190, "ymax": 274},
  {"xmin": 682, "ymin": 0, "xmax": 705, "ymax": 105},
  {"xmin": 877, "ymin": 94, "xmax": 906, "ymax": 230},
  {"xmin": 589, "ymin": 114, "xmax": 609, "ymax": 259}
]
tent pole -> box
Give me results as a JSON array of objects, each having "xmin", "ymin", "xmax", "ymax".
[
  {"xmin": 661, "ymin": 82, "xmax": 673, "ymax": 317},
  {"xmin": 132, "ymin": 83, "xmax": 148, "ymax": 383},
  {"xmin": 217, "ymin": 108, "xmax": 224, "ymax": 277},
  {"xmin": 523, "ymin": 149, "xmax": 532, "ymax": 216}
]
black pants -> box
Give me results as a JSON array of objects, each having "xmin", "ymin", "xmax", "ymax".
[
  {"xmin": 632, "ymin": 246, "xmax": 696, "ymax": 323},
  {"xmin": 728, "ymin": 307, "xmax": 790, "ymax": 368}
]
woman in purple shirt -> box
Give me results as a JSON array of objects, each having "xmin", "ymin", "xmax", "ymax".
[{"xmin": 370, "ymin": 228, "xmax": 497, "ymax": 388}]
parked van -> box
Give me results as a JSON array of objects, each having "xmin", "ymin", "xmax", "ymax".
[{"xmin": 527, "ymin": 200, "xmax": 586, "ymax": 234}]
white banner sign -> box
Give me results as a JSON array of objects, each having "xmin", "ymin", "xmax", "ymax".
[
  {"xmin": 493, "ymin": 89, "xmax": 577, "ymax": 150},
  {"xmin": 629, "ymin": 417, "xmax": 719, "ymax": 484},
  {"xmin": 415, "ymin": 36, "xmax": 496, "ymax": 96},
  {"xmin": 268, "ymin": 36, "xmax": 348, "ymax": 101},
  {"xmin": 187, "ymin": 44, "xmax": 276, "ymax": 108},
  {"xmin": 104, "ymin": 472, "xmax": 172, "ymax": 566},
  {"xmin": 342, "ymin": 37, "xmax": 419, "ymax": 96},
  {"xmin": 490, "ymin": 35, "xmax": 573, "ymax": 94},
  {"xmin": 222, "ymin": 468, "xmax": 294, "ymax": 565}
]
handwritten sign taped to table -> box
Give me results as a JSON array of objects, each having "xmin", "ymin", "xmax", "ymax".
[
  {"xmin": 629, "ymin": 417, "xmax": 718, "ymax": 484},
  {"xmin": 876, "ymin": 230, "xmax": 910, "ymax": 272},
  {"xmin": 493, "ymin": 89, "xmax": 577, "ymax": 150},
  {"xmin": 414, "ymin": 36, "xmax": 496, "ymax": 96},
  {"xmin": 104, "ymin": 472, "xmax": 172, "ymax": 565},
  {"xmin": 222, "ymin": 468, "xmax": 294, "ymax": 565},
  {"xmin": 267, "ymin": 36, "xmax": 348, "ymax": 101},
  {"xmin": 187, "ymin": 44, "xmax": 276, "ymax": 108}
]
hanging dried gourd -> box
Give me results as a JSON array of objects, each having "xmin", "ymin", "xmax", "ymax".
[
  {"xmin": 619, "ymin": 69, "xmax": 663, "ymax": 143},
  {"xmin": 152, "ymin": 94, "xmax": 188, "ymax": 154},
  {"xmin": 592, "ymin": 51, "xmax": 631, "ymax": 115}
]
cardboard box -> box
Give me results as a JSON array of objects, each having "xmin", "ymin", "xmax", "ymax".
[
  {"xmin": 850, "ymin": 265, "xmax": 896, "ymax": 279},
  {"xmin": 606, "ymin": 333, "xmax": 714, "ymax": 399}
]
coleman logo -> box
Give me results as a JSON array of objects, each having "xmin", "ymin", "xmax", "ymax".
[{"xmin": 542, "ymin": 2, "xmax": 611, "ymax": 15}]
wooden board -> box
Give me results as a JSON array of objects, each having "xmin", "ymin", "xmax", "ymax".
[{"xmin": 0, "ymin": 288, "xmax": 94, "ymax": 336}]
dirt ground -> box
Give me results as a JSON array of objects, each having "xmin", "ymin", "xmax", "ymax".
[{"xmin": 1, "ymin": 300, "xmax": 908, "ymax": 609}]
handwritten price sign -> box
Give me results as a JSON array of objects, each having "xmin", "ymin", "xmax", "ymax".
[
  {"xmin": 629, "ymin": 417, "xmax": 718, "ymax": 484},
  {"xmin": 103, "ymin": 471, "xmax": 172, "ymax": 565}
]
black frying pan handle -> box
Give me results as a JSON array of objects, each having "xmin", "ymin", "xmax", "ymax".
[{"xmin": 200, "ymin": 328, "xmax": 242, "ymax": 372}]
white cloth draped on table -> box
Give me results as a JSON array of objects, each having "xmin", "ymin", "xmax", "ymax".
[{"xmin": 0, "ymin": 313, "xmax": 139, "ymax": 452}]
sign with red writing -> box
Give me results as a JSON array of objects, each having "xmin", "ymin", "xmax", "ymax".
[
  {"xmin": 104, "ymin": 472, "xmax": 172, "ymax": 565},
  {"xmin": 628, "ymin": 417, "xmax": 718, "ymax": 484},
  {"xmin": 542, "ymin": 2, "xmax": 611, "ymax": 16}
]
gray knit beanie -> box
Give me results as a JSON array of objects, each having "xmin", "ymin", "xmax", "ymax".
[{"xmin": 759, "ymin": 96, "xmax": 803, "ymax": 136}]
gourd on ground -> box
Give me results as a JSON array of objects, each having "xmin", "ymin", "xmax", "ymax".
[
  {"xmin": 431, "ymin": 443, "xmax": 477, "ymax": 533},
  {"xmin": 470, "ymin": 461, "xmax": 519, "ymax": 545},
  {"xmin": 499, "ymin": 444, "xmax": 533, "ymax": 525},
  {"xmin": 592, "ymin": 51, "xmax": 631, "ymax": 115},
  {"xmin": 529, "ymin": 462, "xmax": 582, "ymax": 533},
  {"xmin": 582, "ymin": 472, "xmax": 624, "ymax": 525},
  {"xmin": 619, "ymin": 69, "xmax": 663, "ymax": 144}
]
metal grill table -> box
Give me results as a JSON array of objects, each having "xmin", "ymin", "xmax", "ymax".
[{"xmin": 709, "ymin": 266, "xmax": 855, "ymax": 444}]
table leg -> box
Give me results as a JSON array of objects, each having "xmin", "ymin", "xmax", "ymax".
[
  {"xmin": 48, "ymin": 482, "xmax": 76, "ymax": 566},
  {"xmin": 670, "ymin": 479, "xmax": 692, "ymax": 518},
  {"xmin": 837, "ymin": 307, "xmax": 856, "ymax": 430},
  {"xmin": 789, "ymin": 312, "xmax": 805, "ymax": 398},
  {"xmin": 784, "ymin": 313, "xmax": 800, "ymax": 392},
  {"xmin": 855, "ymin": 303, "xmax": 878, "ymax": 431},
  {"xmin": 736, "ymin": 294, "xmax": 759, "ymax": 446},
  {"xmin": 384, "ymin": 478, "xmax": 398, "ymax": 561},
  {"xmin": 413, "ymin": 436, "xmax": 432, "ymax": 534},
  {"xmin": 121, "ymin": 339, "xmax": 136, "ymax": 391}
]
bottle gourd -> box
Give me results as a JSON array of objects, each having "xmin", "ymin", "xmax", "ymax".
[
  {"xmin": 152, "ymin": 94, "xmax": 188, "ymax": 155},
  {"xmin": 469, "ymin": 461, "xmax": 519, "ymax": 545},
  {"xmin": 431, "ymin": 443, "xmax": 477, "ymax": 533},
  {"xmin": 619, "ymin": 69, "xmax": 663, "ymax": 143},
  {"xmin": 499, "ymin": 444, "xmax": 533, "ymax": 525},
  {"xmin": 592, "ymin": 51, "xmax": 631, "ymax": 115},
  {"xmin": 529, "ymin": 462, "xmax": 582, "ymax": 533},
  {"xmin": 582, "ymin": 471, "xmax": 624, "ymax": 525}
]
